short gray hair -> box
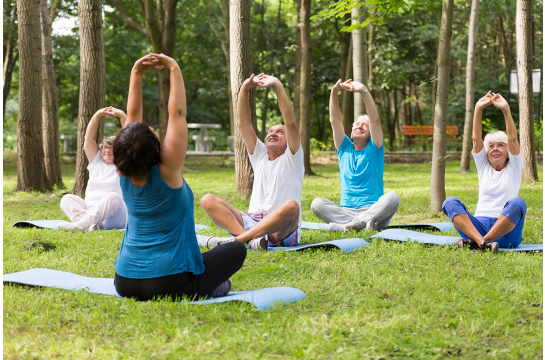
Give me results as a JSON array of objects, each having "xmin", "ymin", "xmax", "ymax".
[
  {"xmin": 483, "ymin": 131, "xmax": 508, "ymax": 151},
  {"xmin": 99, "ymin": 136, "xmax": 116, "ymax": 152},
  {"xmin": 352, "ymin": 115, "xmax": 370, "ymax": 128}
]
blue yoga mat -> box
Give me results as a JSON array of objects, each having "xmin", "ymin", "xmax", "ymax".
[
  {"xmin": 370, "ymin": 229, "xmax": 543, "ymax": 252},
  {"xmin": 301, "ymin": 221, "xmax": 454, "ymax": 232},
  {"xmin": 3, "ymin": 268, "xmax": 306, "ymax": 312},
  {"xmin": 196, "ymin": 235, "xmax": 369, "ymax": 253},
  {"xmin": 12, "ymin": 220, "xmax": 210, "ymax": 233}
]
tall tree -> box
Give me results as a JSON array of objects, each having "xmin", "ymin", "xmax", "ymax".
[
  {"xmin": 16, "ymin": 0, "xmax": 49, "ymax": 191},
  {"xmin": 299, "ymin": 0, "xmax": 314, "ymax": 175},
  {"xmin": 516, "ymin": 0, "xmax": 538, "ymax": 181},
  {"xmin": 430, "ymin": 0, "xmax": 454, "ymax": 212},
  {"xmin": 105, "ymin": 0, "xmax": 180, "ymax": 141},
  {"xmin": 341, "ymin": 40, "xmax": 354, "ymax": 136},
  {"xmin": 72, "ymin": 0, "xmax": 106, "ymax": 195},
  {"xmin": 231, "ymin": 0, "xmax": 257, "ymax": 196},
  {"xmin": 40, "ymin": 0, "xmax": 63, "ymax": 188},
  {"xmin": 352, "ymin": 5, "xmax": 368, "ymax": 118},
  {"xmin": 460, "ymin": 0, "xmax": 479, "ymax": 173},
  {"xmin": 294, "ymin": 0, "xmax": 302, "ymax": 127},
  {"xmin": 3, "ymin": 0, "xmax": 19, "ymax": 118}
]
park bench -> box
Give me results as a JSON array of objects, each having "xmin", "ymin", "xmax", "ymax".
[{"xmin": 402, "ymin": 125, "xmax": 461, "ymax": 141}]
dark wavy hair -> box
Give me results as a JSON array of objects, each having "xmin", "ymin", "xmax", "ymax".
[{"xmin": 113, "ymin": 122, "xmax": 161, "ymax": 177}]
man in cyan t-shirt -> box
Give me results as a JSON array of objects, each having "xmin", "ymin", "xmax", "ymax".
[
  {"xmin": 201, "ymin": 73, "xmax": 304, "ymax": 250},
  {"xmin": 311, "ymin": 79, "xmax": 400, "ymax": 232}
]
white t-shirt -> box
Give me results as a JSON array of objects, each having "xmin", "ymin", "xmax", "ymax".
[
  {"xmin": 85, "ymin": 152, "xmax": 124, "ymax": 207},
  {"xmin": 473, "ymin": 147, "xmax": 523, "ymax": 218},
  {"xmin": 248, "ymin": 139, "xmax": 305, "ymax": 234}
]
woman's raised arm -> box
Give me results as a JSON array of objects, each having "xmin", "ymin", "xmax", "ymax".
[{"xmin": 472, "ymin": 92, "xmax": 492, "ymax": 154}]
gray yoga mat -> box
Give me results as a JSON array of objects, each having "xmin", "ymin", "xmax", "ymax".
[
  {"xmin": 3, "ymin": 268, "xmax": 306, "ymax": 312},
  {"xmin": 301, "ymin": 221, "xmax": 454, "ymax": 232},
  {"xmin": 196, "ymin": 235, "xmax": 369, "ymax": 253},
  {"xmin": 370, "ymin": 229, "xmax": 543, "ymax": 252},
  {"xmin": 12, "ymin": 220, "xmax": 210, "ymax": 233}
]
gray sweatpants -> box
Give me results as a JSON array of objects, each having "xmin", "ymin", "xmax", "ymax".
[{"xmin": 311, "ymin": 191, "xmax": 400, "ymax": 230}]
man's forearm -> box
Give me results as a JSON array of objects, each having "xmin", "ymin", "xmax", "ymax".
[
  {"xmin": 362, "ymin": 92, "xmax": 379, "ymax": 125},
  {"xmin": 273, "ymin": 82, "xmax": 296, "ymax": 127},
  {"xmin": 237, "ymin": 86, "xmax": 252, "ymax": 127}
]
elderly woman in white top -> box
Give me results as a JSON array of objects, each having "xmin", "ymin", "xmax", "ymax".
[
  {"xmin": 58, "ymin": 107, "xmax": 128, "ymax": 231},
  {"xmin": 442, "ymin": 92, "xmax": 526, "ymax": 253}
]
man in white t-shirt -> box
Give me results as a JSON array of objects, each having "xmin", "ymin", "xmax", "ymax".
[
  {"xmin": 442, "ymin": 92, "xmax": 526, "ymax": 253},
  {"xmin": 58, "ymin": 107, "xmax": 128, "ymax": 232},
  {"xmin": 202, "ymin": 73, "xmax": 304, "ymax": 251}
]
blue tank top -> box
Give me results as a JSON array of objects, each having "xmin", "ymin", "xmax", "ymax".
[{"xmin": 114, "ymin": 165, "xmax": 204, "ymax": 279}]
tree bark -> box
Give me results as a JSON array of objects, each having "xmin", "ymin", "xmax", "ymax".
[
  {"xmin": 294, "ymin": 0, "xmax": 302, "ymax": 127},
  {"xmin": 231, "ymin": 0, "xmax": 257, "ymax": 196},
  {"xmin": 368, "ymin": 8, "xmax": 377, "ymax": 87},
  {"xmin": 516, "ymin": 0, "xmax": 538, "ymax": 181},
  {"xmin": 335, "ymin": 13, "xmax": 351, "ymax": 81},
  {"xmin": 299, "ymin": 0, "xmax": 314, "ymax": 175},
  {"xmin": 460, "ymin": 0, "xmax": 479, "ymax": 173},
  {"xmin": 40, "ymin": 0, "xmax": 64, "ymax": 188},
  {"xmin": 351, "ymin": 5, "xmax": 368, "ymax": 118},
  {"xmin": 396, "ymin": 88, "xmax": 406, "ymax": 149},
  {"xmin": 341, "ymin": 38, "xmax": 354, "ymax": 136},
  {"xmin": 430, "ymin": 0, "xmax": 454, "ymax": 212},
  {"xmin": 3, "ymin": 1, "xmax": 19, "ymax": 118},
  {"xmin": 16, "ymin": 0, "xmax": 49, "ymax": 192},
  {"xmin": 73, "ymin": 0, "xmax": 106, "ymax": 195}
]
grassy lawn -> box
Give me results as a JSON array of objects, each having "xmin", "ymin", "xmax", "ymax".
[{"xmin": 3, "ymin": 151, "xmax": 543, "ymax": 359}]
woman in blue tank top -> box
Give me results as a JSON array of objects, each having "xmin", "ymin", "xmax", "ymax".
[{"xmin": 112, "ymin": 54, "xmax": 246, "ymax": 300}]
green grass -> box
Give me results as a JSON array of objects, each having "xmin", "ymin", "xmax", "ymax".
[{"xmin": 3, "ymin": 152, "xmax": 543, "ymax": 359}]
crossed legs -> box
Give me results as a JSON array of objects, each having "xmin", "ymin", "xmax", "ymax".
[
  {"xmin": 200, "ymin": 194, "xmax": 299, "ymax": 244},
  {"xmin": 60, "ymin": 193, "xmax": 127, "ymax": 230}
]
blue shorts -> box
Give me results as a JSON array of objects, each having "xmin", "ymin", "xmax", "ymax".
[
  {"xmin": 239, "ymin": 212, "xmax": 300, "ymax": 247},
  {"xmin": 442, "ymin": 196, "xmax": 526, "ymax": 248}
]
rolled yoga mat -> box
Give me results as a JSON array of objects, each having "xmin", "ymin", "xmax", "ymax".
[
  {"xmin": 196, "ymin": 235, "xmax": 369, "ymax": 253},
  {"xmin": 370, "ymin": 229, "xmax": 543, "ymax": 252},
  {"xmin": 301, "ymin": 221, "xmax": 454, "ymax": 232},
  {"xmin": 12, "ymin": 220, "xmax": 210, "ymax": 233},
  {"xmin": 3, "ymin": 268, "xmax": 306, "ymax": 312}
]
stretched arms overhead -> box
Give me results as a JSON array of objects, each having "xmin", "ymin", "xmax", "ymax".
[
  {"xmin": 339, "ymin": 79, "xmax": 383, "ymax": 149},
  {"xmin": 472, "ymin": 91, "xmax": 519, "ymax": 155},
  {"xmin": 84, "ymin": 107, "xmax": 127, "ymax": 163},
  {"xmin": 329, "ymin": 80, "xmax": 346, "ymax": 150}
]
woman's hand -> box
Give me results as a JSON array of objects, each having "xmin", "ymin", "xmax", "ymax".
[
  {"xmin": 490, "ymin": 93, "xmax": 510, "ymax": 114},
  {"xmin": 339, "ymin": 79, "xmax": 367, "ymax": 94},
  {"xmin": 475, "ymin": 91, "xmax": 493, "ymax": 110},
  {"xmin": 132, "ymin": 54, "xmax": 164, "ymax": 73},
  {"xmin": 254, "ymin": 73, "xmax": 280, "ymax": 89},
  {"xmin": 103, "ymin": 106, "xmax": 126, "ymax": 118},
  {"xmin": 241, "ymin": 73, "xmax": 263, "ymax": 91},
  {"xmin": 154, "ymin": 53, "xmax": 180, "ymax": 71},
  {"xmin": 331, "ymin": 79, "xmax": 345, "ymax": 93}
]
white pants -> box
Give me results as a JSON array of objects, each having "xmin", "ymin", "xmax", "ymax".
[
  {"xmin": 60, "ymin": 193, "xmax": 127, "ymax": 229},
  {"xmin": 311, "ymin": 191, "xmax": 400, "ymax": 230}
]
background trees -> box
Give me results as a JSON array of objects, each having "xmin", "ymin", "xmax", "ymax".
[{"xmin": 5, "ymin": 0, "xmax": 543, "ymax": 197}]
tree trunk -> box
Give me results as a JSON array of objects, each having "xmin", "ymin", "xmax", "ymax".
[
  {"xmin": 430, "ymin": 0, "xmax": 454, "ymax": 212},
  {"xmin": 73, "ymin": 0, "xmax": 106, "ymax": 195},
  {"xmin": 3, "ymin": 2, "xmax": 19, "ymax": 118},
  {"xmin": 16, "ymin": 0, "xmax": 49, "ymax": 192},
  {"xmin": 231, "ymin": 0, "xmax": 257, "ymax": 196},
  {"xmin": 368, "ymin": 8, "xmax": 376, "ymax": 87},
  {"xmin": 294, "ymin": 0, "xmax": 302, "ymax": 127},
  {"xmin": 351, "ymin": 6, "xmax": 368, "ymax": 118},
  {"xmin": 220, "ymin": 0, "xmax": 234, "ymax": 136},
  {"xmin": 396, "ymin": 88, "xmax": 406, "ymax": 149},
  {"xmin": 460, "ymin": 0, "xmax": 479, "ymax": 173},
  {"xmin": 40, "ymin": 0, "xmax": 63, "ymax": 188},
  {"xmin": 341, "ymin": 39, "xmax": 354, "ymax": 136},
  {"xmin": 335, "ymin": 13, "xmax": 351, "ymax": 81},
  {"xmin": 299, "ymin": 0, "xmax": 314, "ymax": 175},
  {"xmin": 516, "ymin": 0, "xmax": 538, "ymax": 181}
]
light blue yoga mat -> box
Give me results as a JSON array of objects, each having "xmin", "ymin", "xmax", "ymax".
[
  {"xmin": 196, "ymin": 235, "xmax": 369, "ymax": 253},
  {"xmin": 301, "ymin": 221, "xmax": 454, "ymax": 232},
  {"xmin": 3, "ymin": 268, "xmax": 306, "ymax": 312},
  {"xmin": 12, "ymin": 220, "xmax": 210, "ymax": 233},
  {"xmin": 370, "ymin": 229, "xmax": 543, "ymax": 252}
]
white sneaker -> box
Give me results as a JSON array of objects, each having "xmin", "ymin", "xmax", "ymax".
[
  {"xmin": 86, "ymin": 224, "xmax": 100, "ymax": 232},
  {"xmin": 205, "ymin": 236, "xmax": 236, "ymax": 249},
  {"xmin": 365, "ymin": 220, "xmax": 377, "ymax": 231},
  {"xmin": 248, "ymin": 237, "xmax": 268, "ymax": 251},
  {"xmin": 328, "ymin": 223, "xmax": 347, "ymax": 232},
  {"xmin": 57, "ymin": 220, "xmax": 89, "ymax": 232}
]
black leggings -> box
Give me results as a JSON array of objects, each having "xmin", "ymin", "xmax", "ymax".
[{"xmin": 114, "ymin": 241, "xmax": 246, "ymax": 301}]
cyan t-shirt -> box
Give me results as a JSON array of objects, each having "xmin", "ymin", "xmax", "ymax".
[{"xmin": 337, "ymin": 135, "xmax": 384, "ymax": 209}]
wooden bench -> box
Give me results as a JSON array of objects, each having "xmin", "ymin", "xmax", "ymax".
[{"xmin": 402, "ymin": 125, "xmax": 461, "ymax": 141}]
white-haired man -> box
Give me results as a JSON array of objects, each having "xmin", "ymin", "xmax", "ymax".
[
  {"xmin": 442, "ymin": 92, "xmax": 526, "ymax": 253},
  {"xmin": 311, "ymin": 79, "xmax": 400, "ymax": 232},
  {"xmin": 201, "ymin": 73, "xmax": 304, "ymax": 250}
]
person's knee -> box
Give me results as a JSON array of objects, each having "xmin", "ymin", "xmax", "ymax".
[
  {"xmin": 508, "ymin": 197, "xmax": 527, "ymax": 214},
  {"xmin": 60, "ymin": 194, "xmax": 76, "ymax": 210},
  {"xmin": 200, "ymin": 193, "xmax": 218, "ymax": 210},
  {"xmin": 285, "ymin": 199, "xmax": 300, "ymax": 214},
  {"xmin": 442, "ymin": 196, "xmax": 461, "ymax": 214},
  {"xmin": 230, "ymin": 240, "xmax": 247, "ymax": 264},
  {"xmin": 385, "ymin": 191, "xmax": 400, "ymax": 207},
  {"xmin": 311, "ymin": 198, "xmax": 326, "ymax": 215}
]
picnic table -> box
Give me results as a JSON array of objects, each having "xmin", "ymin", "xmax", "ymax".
[{"xmin": 187, "ymin": 123, "xmax": 221, "ymax": 152}]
